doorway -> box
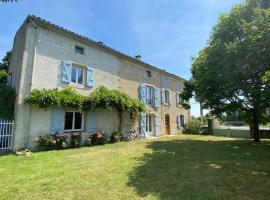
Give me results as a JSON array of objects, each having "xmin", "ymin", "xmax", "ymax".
[{"xmin": 165, "ymin": 114, "xmax": 170, "ymax": 135}]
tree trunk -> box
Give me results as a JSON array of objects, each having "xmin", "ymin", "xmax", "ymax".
[
  {"xmin": 200, "ymin": 102, "xmax": 203, "ymax": 124},
  {"xmin": 251, "ymin": 109, "xmax": 260, "ymax": 142}
]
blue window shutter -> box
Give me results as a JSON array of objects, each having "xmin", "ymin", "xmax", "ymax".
[
  {"xmin": 155, "ymin": 114, "xmax": 160, "ymax": 136},
  {"xmin": 161, "ymin": 88, "xmax": 165, "ymax": 104},
  {"xmin": 62, "ymin": 61, "xmax": 72, "ymax": 83},
  {"xmin": 50, "ymin": 108, "xmax": 65, "ymax": 134},
  {"xmin": 140, "ymin": 83, "xmax": 146, "ymax": 104},
  {"xmin": 168, "ymin": 90, "xmax": 172, "ymax": 105},
  {"xmin": 86, "ymin": 111, "xmax": 97, "ymax": 132},
  {"xmin": 140, "ymin": 113, "xmax": 146, "ymax": 137},
  {"xmin": 154, "ymin": 88, "xmax": 159, "ymax": 109},
  {"xmin": 177, "ymin": 115, "xmax": 181, "ymax": 129},
  {"xmin": 87, "ymin": 66, "xmax": 94, "ymax": 87}
]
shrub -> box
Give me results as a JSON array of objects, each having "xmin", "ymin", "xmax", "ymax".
[
  {"xmin": 110, "ymin": 131, "xmax": 121, "ymax": 143},
  {"xmin": 90, "ymin": 132, "xmax": 108, "ymax": 146},
  {"xmin": 183, "ymin": 119, "xmax": 203, "ymax": 135},
  {"xmin": 70, "ymin": 132, "xmax": 81, "ymax": 148},
  {"xmin": 35, "ymin": 133, "xmax": 67, "ymax": 150}
]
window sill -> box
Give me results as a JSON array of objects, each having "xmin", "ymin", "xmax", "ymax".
[
  {"xmin": 69, "ymin": 82, "xmax": 85, "ymax": 89},
  {"xmin": 64, "ymin": 129, "xmax": 84, "ymax": 132}
]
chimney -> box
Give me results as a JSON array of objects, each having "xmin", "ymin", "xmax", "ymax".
[{"xmin": 135, "ymin": 55, "xmax": 141, "ymax": 60}]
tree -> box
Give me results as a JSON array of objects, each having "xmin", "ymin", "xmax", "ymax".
[
  {"xmin": 181, "ymin": 0, "xmax": 270, "ymax": 142},
  {"xmin": 0, "ymin": 51, "xmax": 11, "ymax": 85},
  {"xmin": 0, "ymin": 51, "xmax": 15, "ymax": 119}
]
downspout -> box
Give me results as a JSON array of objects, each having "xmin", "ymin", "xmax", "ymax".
[{"xmin": 24, "ymin": 18, "xmax": 39, "ymax": 148}]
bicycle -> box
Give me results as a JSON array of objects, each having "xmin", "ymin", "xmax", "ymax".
[{"xmin": 126, "ymin": 129, "xmax": 144, "ymax": 141}]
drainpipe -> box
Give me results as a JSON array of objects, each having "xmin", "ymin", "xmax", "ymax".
[{"xmin": 24, "ymin": 18, "xmax": 39, "ymax": 148}]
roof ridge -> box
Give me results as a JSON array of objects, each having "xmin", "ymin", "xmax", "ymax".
[{"xmin": 26, "ymin": 14, "xmax": 186, "ymax": 81}]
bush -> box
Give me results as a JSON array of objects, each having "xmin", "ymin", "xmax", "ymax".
[
  {"xmin": 90, "ymin": 132, "xmax": 108, "ymax": 146},
  {"xmin": 70, "ymin": 132, "xmax": 81, "ymax": 148},
  {"xmin": 110, "ymin": 131, "xmax": 121, "ymax": 143},
  {"xmin": 35, "ymin": 133, "xmax": 67, "ymax": 150},
  {"xmin": 183, "ymin": 119, "xmax": 203, "ymax": 135}
]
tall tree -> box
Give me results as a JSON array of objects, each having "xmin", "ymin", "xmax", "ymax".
[
  {"xmin": 181, "ymin": 0, "xmax": 270, "ymax": 142},
  {"xmin": 0, "ymin": 51, "xmax": 15, "ymax": 119},
  {"xmin": 0, "ymin": 51, "xmax": 11, "ymax": 84}
]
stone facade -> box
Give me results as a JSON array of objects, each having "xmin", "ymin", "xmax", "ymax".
[{"xmin": 9, "ymin": 16, "xmax": 190, "ymax": 150}]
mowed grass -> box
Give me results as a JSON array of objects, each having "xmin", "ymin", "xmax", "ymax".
[{"xmin": 1, "ymin": 135, "xmax": 270, "ymax": 200}]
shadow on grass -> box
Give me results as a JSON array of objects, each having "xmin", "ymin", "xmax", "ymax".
[{"xmin": 127, "ymin": 138, "xmax": 270, "ymax": 200}]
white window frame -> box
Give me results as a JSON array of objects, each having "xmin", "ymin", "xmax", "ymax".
[
  {"xmin": 71, "ymin": 64, "xmax": 84, "ymax": 85},
  {"xmin": 64, "ymin": 111, "xmax": 84, "ymax": 131}
]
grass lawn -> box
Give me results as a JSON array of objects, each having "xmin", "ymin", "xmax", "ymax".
[{"xmin": 1, "ymin": 135, "xmax": 270, "ymax": 200}]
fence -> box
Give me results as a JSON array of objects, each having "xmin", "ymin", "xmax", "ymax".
[
  {"xmin": 0, "ymin": 120, "xmax": 14, "ymax": 151},
  {"xmin": 213, "ymin": 121, "xmax": 270, "ymax": 139}
]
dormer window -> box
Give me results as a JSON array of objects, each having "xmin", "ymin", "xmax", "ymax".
[{"xmin": 75, "ymin": 45, "xmax": 84, "ymax": 55}]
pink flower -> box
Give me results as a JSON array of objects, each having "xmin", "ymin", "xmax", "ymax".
[{"xmin": 52, "ymin": 140, "xmax": 56, "ymax": 144}]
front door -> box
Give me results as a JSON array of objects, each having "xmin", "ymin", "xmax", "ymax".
[{"xmin": 165, "ymin": 114, "xmax": 170, "ymax": 135}]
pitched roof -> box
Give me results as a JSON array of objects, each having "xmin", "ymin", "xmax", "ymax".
[{"xmin": 26, "ymin": 15, "xmax": 186, "ymax": 82}]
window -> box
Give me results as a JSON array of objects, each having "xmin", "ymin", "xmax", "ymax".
[
  {"xmin": 180, "ymin": 115, "xmax": 185, "ymax": 127},
  {"xmin": 75, "ymin": 45, "xmax": 84, "ymax": 55},
  {"xmin": 64, "ymin": 111, "xmax": 83, "ymax": 131},
  {"xmin": 146, "ymin": 85, "xmax": 154, "ymax": 106},
  {"xmin": 176, "ymin": 93, "xmax": 181, "ymax": 105},
  {"xmin": 146, "ymin": 70, "xmax": 152, "ymax": 78},
  {"xmin": 161, "ymin": 76, "xmax": 169, "ymax": 86},
  {"xmin": 146, "ymin": 114, "xmax": 153, "ymax": 132},
  {"xmin": 176, "ymin": 82, "xmax": 183, "ymax": 89},
  {"xmin": 164, "ymin": 90, "xmax": 170, "ymax": 104},
  {"xmin": 130, "ymin": 113, "xmax": 134, "ymax": 119},
  {"xmin": 71, "ymin": 64, "xmax": 83, "ymax": 84}
]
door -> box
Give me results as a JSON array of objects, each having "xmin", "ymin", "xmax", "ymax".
[{"xmin": 165, "ymin": 114, "xmax": 170, "ymax": 135}]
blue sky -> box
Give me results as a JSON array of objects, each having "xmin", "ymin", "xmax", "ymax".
[{"xmin": 0, "ymin": 0, "xmax": 243, "ymax": 116}]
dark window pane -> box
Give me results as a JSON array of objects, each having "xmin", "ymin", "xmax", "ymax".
[
  {"xmin": 180, "ymin": 115, "xmax": 185, "ymax": 127},
  {"xmin": 65, "ymin": 112, "xmax": 73, "ymax": 130},
  {"xmin": 165, "ymin": 90, "xmax": 169, "ymax": 104},
  {"xmin": 71, "ymin": 67, "xmax": 77, "ymax": 83},
  {"xmin": 146, "ymin": 70, "xmax": 152, "ymax": 78},
  {"xmin": 75, "ymin": 46, "xmax": 84, "ymax": 55},
  {"xmin": 149, "ymin": 115, "xmax": 152, "ymax": 132},
  {"xmin": 74, "ymin": 112, "xmax": 82, "ymax": 129},
  {"xmin": 146, "ymin": 86, "xmax": 152, "ymax": 105},
  {"xmin": 77, "ymin": 68, "xmax": 83, "ymax": 84}
]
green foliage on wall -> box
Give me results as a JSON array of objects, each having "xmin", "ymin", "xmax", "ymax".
[
  {"xmin": 25, "ymin": 86, "xmax": 146, "ymax": 114},
  {"xmin": 25, "ymin": 87, "xmax": 85, "ymax": 110},
  {"xmin": 83, "ymin": 86, "xmax": 145, "ymax": 113}
]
